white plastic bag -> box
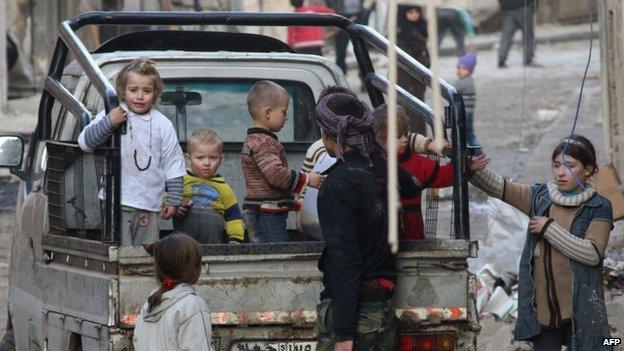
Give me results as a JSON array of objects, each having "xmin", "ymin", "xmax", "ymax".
[
  {"xmin": 299, "ymin": 153, "xmax": 336, "ymax": 240},
  {"xmin": 469, "ymin": 197, "xmax": 528, "ymax": 279}
]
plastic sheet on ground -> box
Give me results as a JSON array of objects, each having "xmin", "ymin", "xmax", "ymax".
[
  {"xmin": 469, "ymin": 197, "xmax": 527, "ymax": 279},
  {"xmin": 470, "ymin": 198, "xmax": 529, "ymax": 319}
]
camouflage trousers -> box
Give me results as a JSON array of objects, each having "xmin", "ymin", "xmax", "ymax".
[{"xmin": 316, "ymin": 299, "xmax": 398, "ymax": 351}]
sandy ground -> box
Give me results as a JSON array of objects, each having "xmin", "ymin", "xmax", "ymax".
[{"xmin": 0, "ymin": 33, "xmax": 622, "ymax": 349}]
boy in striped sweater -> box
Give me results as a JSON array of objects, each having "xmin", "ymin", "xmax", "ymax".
[{"xmin": 241, "ymin": 80, "xmax": 324, "ymax": 242}]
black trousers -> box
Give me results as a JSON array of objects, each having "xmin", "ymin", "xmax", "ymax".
[{"xmin": 531, "ymin": 324, "xmax": 572, "ymax": 351}]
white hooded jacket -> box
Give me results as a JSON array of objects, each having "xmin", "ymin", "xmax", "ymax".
[{"xmin": 133, "ymin": 284, "xmax": 212, "ymax": 351}]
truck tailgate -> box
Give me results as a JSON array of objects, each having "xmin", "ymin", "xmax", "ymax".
[{"xmin": 116, "ymin": 240, "xmax": 476, "ymax": 327}]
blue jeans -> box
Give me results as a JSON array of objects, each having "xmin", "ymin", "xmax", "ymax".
[
  {"xmin": 244, "ymin": 211, "xmax": 289, "ymax": 243},
  {"xmin": 466, "ymin": 111, "xmax": 482, "ymax": 155}
]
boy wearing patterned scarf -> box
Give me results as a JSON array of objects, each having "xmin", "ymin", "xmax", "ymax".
[{"xmin": 314, "ymin": 92, "xmax": 420, "ymax": 350}]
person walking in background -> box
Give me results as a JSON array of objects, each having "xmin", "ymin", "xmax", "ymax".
[
  {"xmin": 287, "ymin": 0, "xmax": 335, "ymax": 55},
  {"xmin": 326, "ymin": 0, "xmax": 364, "ymax": 73},
  {"xmin": 360, "ymin": 0, "xmax": 377, "ymax": 27},
  {"xmin": 437, "ymin": 7, "xmax": 466, "ymax": 57},
  {"xmin": 397, "ymin": 5, "xmax": 430, "ymax": 135},
  {"xmin": 498, "ymin": 0, "xmax": 537, "ymax": 68},
  {"xmin": 455, "ymin": 51, "xmax": 482, "ymax": 153}
]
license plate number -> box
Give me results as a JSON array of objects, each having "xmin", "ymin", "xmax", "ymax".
[{"xmin": 231, "ymin": 341, "xmax": 316, "ymax": 351}]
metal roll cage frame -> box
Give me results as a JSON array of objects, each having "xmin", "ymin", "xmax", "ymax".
[{"xmin": 39, "ymin": 11, "xmax": 470, "ymax": 243}]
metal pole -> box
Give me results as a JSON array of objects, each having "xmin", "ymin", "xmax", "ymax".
[
  {"xmin": 387, "ymin": 0, "xmax": 399, "ymax": 253},
  {"xmin": 427, "ymin": 0, "xmax": 444, "ymax": 150},
  {"xmin": 0, "ymin": 0, "xmax": 7, "ymax": 114}
]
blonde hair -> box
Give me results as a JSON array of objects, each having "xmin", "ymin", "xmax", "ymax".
[
  {"xmin": 372, "ymin": 104, "xmax": 411, "ymax": 139},
  {"xmin": 187, "ymin": 128, "xmax": 223, "ymax": 153},
  {"xmin": 115, "ymin": 58, "xmax": 164, "ymax": 103}
]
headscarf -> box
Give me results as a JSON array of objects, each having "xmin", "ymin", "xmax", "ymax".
[
  {"xmin": 397, "ymin": 5, "xmax": 428, "ymax": 43},
  {"xmin": 314, "ymin": 93, "xmax": 386, "ymax": 164}
]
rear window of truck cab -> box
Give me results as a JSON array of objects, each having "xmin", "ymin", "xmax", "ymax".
[{"xmin": 158, "ymin": 79, "xmax": 319, "ymax": 143}]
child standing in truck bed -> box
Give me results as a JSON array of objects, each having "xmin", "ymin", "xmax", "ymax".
[
  {"xmin": 78, "ymin": 58, "xmax": 186, "ymax": 246},
  {"xmin": 241, "ymin": 80, "xmax": 324, "ymax": 243},
  {"xmin": 173, "ymin": 128, "xmax": 245, "ymax": 244},
  {"xmin": 373, "ymin": 104, "xmax": 454, "ymax": 240}
]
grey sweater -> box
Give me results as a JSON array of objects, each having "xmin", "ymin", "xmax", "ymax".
[{"xmin": 455, "ymin": 76, "xmax": 476, "ymax": 115}]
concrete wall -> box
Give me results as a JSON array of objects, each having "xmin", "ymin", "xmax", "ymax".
[{"xmin": 599, "ymin": 1, "xmax": 624, "ymax": 176}]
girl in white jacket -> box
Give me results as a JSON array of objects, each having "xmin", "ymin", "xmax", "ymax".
[{"xmin": 133, "ymin": 233, "xmax": 212, "ymax": 351}]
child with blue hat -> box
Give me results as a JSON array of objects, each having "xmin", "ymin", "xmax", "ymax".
[{"xmin": 456, "ymin": 51, "xmax": 481, "ymax": 154}]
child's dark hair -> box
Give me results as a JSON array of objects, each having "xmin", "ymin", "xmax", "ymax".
[
  {"xmin": 372, "ymin": 103, "xmax": 411, "ymax": 139},
  {"xmin": 317, "ymin": 86, "xmax": 357, "ymax": 104},
  {"xmin": 551, "ymin": 134, "xmax": 598, "ymax": 176},
  {"xmin": 144, "ymin": 232, "xmax": 202, "ymax": 311},
  {"xmin": 411, "ymin": 6, "xmax": 423, "ymax": 14},
  {"xmin": 290, "ymin": 0, "xmax": 304, "ymax": 7},
  {"xmin": 115, "ymin": 58, "xmax": 164, "ymax": 103},
  {"xmin": 247, "ymin": 80, "xmax": 287, "ymax": 118}
]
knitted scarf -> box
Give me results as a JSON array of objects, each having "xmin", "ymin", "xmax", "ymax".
[{"xmin": 547, "ymin": 181, "xmax": 596, "ymax": 207}]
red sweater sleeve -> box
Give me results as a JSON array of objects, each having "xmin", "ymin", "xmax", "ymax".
[
  {"xmin": 428, "ymin": 163, "xmax": 454, "ymax": 188},
  {"xmin": 309, "ymin": 5, "xmax": 335, "ymax": 14},
  {"xmin": 403, "ymin": 154, "xmax": 454, "ymax": 189},
  {"xmin": 287, "ymin": 26, "xmax": 296, "ymax": 46}
]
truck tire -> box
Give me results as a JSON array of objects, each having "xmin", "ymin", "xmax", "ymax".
[{"xmin": 0, "ymin": 329, "xmax": 15, "ymax": 351}]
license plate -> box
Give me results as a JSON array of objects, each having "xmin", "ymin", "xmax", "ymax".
[{"xmin": 231, "ymin": 341, "xmax": 316, "ymax": 351}]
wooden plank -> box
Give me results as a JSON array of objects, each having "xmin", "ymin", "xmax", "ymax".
[
  {"xmin": 599, "ymin": 1, "xmax": 624, "ymax": 177},
  {"xmin": 595, "ymin": 164, "xmax": 624, "ymax": 221}
]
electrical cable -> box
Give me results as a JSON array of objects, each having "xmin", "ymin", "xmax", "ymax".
[
  {"xmin": 510, "ymin": 0, "xmax": 530, "ymax": 178},
  {"xmin": 561, "ymin": 0, "xmax": 594, "ymax": 190},
  {"xmin": 481, "ymin": 0, "xmax": 593, "ymax": 253}
]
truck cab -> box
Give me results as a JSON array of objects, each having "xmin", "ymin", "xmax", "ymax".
[{"xmin": 0, "ymin": 12, "xmax": 478, "ymax": 351}]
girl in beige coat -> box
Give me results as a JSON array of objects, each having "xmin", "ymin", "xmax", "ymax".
[{"xmin": 133, "ymin": 233, "xmax": 212, "ymax": 351}]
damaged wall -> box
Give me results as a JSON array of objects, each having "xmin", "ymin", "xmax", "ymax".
[{"xmin": 599, "ymin": 1, "xmax": 624, "ymax": 178}]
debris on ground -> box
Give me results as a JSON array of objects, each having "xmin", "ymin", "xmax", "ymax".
[{"xmin": 604, "ymin": 257, "xmax": 624, "ymax": 291}]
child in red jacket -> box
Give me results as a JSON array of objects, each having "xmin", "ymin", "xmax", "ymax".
[
  {"xmin": 287, "ymin": 0, "xmax": 335, "ymax": 55},
  {"xmin": 373, "ymin": 104, "xmax": 454, "ymax": 240}
]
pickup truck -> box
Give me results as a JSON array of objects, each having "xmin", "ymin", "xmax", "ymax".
[{"xmin": 0, "ymin": 11, "xmax": 478, "ymax": 351}]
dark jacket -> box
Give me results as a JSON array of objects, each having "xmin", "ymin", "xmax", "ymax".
[
  {"xmin": 397, "ymin": 6, "xmax": 430, "ymax": 68},
  {"xmin": 317, "ymin": 149, "xmax": 419, "ymax": 341},
  {"xmin": 499, "ymin": 0, "xmax": 535, "ymax": 10},
  {"xmin": 515, "ymin": 184, "xmax": 612, "ymax": 351},
  {"xmin": 325, "ymin": 0, "xmax": 363, "ymax": 17}
]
